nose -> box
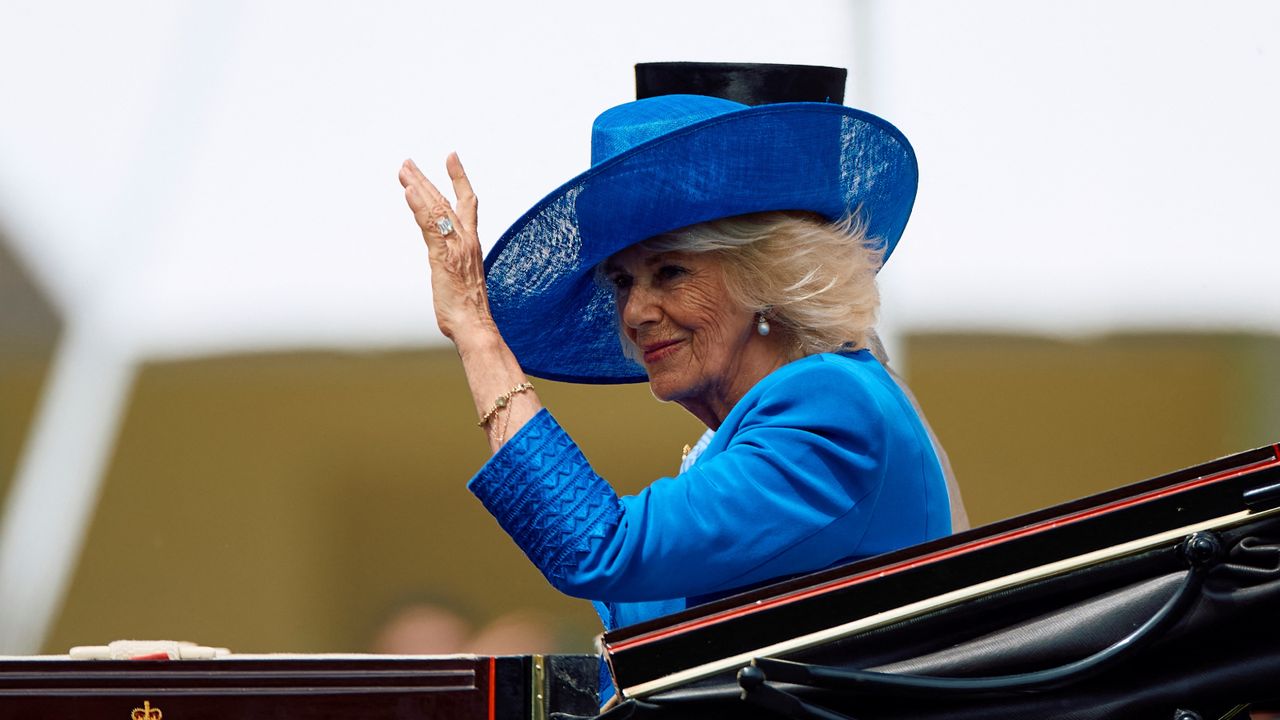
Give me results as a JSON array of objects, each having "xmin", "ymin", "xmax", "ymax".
[{"xmin": 619, "ymin": 283, "xmax": 662, "ymax": 331}]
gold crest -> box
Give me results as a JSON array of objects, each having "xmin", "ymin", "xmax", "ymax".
[{"xmin": 132, "ymin": 700, "xmax": 162, "ymax": 720}]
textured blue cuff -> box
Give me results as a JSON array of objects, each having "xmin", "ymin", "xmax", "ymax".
[{"xmin": 468, "ymin": 409, "xmax": 623, "ymax": 592}]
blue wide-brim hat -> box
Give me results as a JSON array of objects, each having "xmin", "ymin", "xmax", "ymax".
[{"xmin": 484, "ymin": 94, "xmax": 918, "ymax": 384}]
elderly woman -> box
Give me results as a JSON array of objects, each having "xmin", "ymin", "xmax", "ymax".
[{"xmin": 397, "ymin": 79, "xmax": 952, "ymax": 688}]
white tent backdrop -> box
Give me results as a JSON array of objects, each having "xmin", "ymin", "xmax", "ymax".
[
  {"xmin": 1, "ymin": 0, "xmax": 1277, "ymax": 653},
  {"xmin": 870, "ymin": 2, "xmax": 1280, "ymax": 337}
]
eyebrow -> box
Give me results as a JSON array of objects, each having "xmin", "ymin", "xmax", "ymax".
[{"xmin": 601, "ymin": 252, "xmax": 670, "ymax": 276}]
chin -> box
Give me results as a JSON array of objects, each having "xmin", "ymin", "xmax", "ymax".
[
  {"xmin": 644, "ymin": 374, "xmax": 684, "ymax": 403},
  {"xmin": 646, "ymin": 381, "xmax": 676, "ymax": 403}
]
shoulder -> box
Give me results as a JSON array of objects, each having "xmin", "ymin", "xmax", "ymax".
[
  {"xmin": 764, "ymin": 350, "xmax": 889, "ymax": 387},
  {"xmin": 740, "ymin": 351, "xmax": 896, "ymax": 418},
  {"xmin": 711, "ymin": 351, "xmax": 898, "ymax": 455}
]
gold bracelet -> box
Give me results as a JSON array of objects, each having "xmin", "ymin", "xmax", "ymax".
[{"xmin": 477, "ymin": 382, "xmax": 534, "ymax": 428}]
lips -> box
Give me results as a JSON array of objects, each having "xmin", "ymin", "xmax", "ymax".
[{"xmin": 641, "ymin": 338, "xmax": 683, "ymax": 364}]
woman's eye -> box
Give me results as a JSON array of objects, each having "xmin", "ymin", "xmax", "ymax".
[
  {"xmin": 657, "ymin": 265, "xmax": 687, "ymax": 281},
  {"xmin": 609, "ymin": 274, "xmax": 632, "ymax": 290}
]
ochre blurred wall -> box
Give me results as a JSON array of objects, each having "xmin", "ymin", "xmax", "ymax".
[
  {"xmin": 1, "ymin": 331, "xmax": 1276, "ymax": 654},
  {"xmin": 47, "ymin": 350, "xmax": 704, "ymax": 654},
  {"xmin": 904, "ymin": 333, "xmax": 1280, "ymax": 527}
]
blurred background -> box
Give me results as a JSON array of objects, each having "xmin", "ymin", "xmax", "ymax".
[{"xmin": 2, "ymin": 0, "xmax": 1277, "ymax": 656}]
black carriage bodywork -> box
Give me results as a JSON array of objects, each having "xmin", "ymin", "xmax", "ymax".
[
  {"xmin": 0, "ymin": 654, "xmax": 599, "ymax": 720},
  {"xmin": 598, "ymin": 444, "xmax": 1280, "ymax": 720}
]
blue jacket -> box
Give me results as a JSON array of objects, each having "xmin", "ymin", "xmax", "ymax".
[{"xmin": 469, "ymin": 350, "xmax": 951, "ymax": 632}]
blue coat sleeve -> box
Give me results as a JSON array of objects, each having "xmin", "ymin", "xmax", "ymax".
[{"xmin": 468, "ymin": 359, "xmax": 899, "ymax": 602}]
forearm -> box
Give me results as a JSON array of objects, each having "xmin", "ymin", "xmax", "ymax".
[
  {"xmin": 455, "ymin": 326, "xmax": 543, "ymax": 453},
  {"xmin": 398, "ymin": 155, "xmax": 542, "ymax": 452},
  {"xmin": 468, "ymin": 409, "xmax": 624, "ymax": 596}
]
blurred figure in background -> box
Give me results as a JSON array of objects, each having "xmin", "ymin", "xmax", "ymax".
[{"xmin": 371, "ymin": 602, "xmax": 555, "ymax": 655}]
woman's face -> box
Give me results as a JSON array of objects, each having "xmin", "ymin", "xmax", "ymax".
[{"xmin": 604, "ymin": 245, "xmax": 773, "ymax": 419}]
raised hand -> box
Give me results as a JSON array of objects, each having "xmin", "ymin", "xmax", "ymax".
[{"xmin": 399, "ymin": 154, "xmax": 496, "ymax": 346}]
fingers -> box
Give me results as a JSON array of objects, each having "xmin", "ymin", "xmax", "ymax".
[
  {"xmin": 446, "ymin": 152, "xmax": 478, "ymax": 232},
  {"xmin": 399, "ymin": 158, "xmax": 448, "ymax": 207},
  {"xmin": 400, "ymin": 158, "xmax": 462, "ymax": 244}
]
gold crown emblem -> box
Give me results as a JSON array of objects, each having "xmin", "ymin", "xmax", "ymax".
[{"xmin": 132, "ymin": 701, "xmax": 162, "ymax": 720}]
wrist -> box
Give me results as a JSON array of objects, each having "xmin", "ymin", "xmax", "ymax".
[{"xmin": 453, "ymin": 322, "xmax": 505, "ymax": 359}]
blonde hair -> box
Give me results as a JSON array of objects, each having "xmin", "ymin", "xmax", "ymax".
[{"xmin": 607, "ymin": 210, "xmax": 885, "ymax": 361}]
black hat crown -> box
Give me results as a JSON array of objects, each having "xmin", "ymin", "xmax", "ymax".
[{"xmin": 635, "ymin": 62, "xmax": 847, "ymax": 105}]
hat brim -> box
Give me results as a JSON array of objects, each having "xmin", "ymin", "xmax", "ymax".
[{"xmin": 484, "ymin": 103, "xmax": 918, "ymax": 384}]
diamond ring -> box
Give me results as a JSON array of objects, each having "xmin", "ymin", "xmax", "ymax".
[{"xmin": 435, "ymin": 217, "xmax": 454, "ymax": 236}]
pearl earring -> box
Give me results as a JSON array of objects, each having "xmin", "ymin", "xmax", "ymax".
[{"xmin": 756, "ymin": 311, "xmax": 771, "ymax": 337}]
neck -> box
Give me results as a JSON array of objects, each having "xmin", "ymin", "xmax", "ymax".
[{"xmin": 676, "ymin": 334, "xmax": 791, "ymax": 430}]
